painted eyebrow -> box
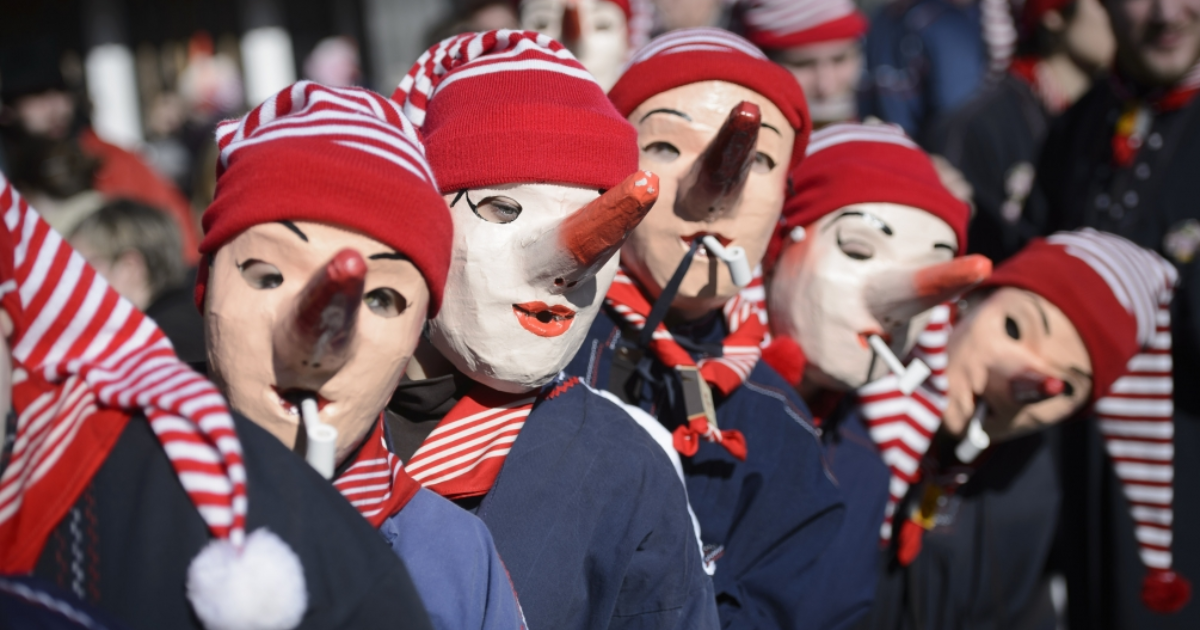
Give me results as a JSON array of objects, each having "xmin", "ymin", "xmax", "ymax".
[
  {"xmin": 1030, "ymin": 298, "xmax": 1051, "ymax": 334},
  {"xmin": 761, "ymin": 122, "xmax": 782, "ymax": 136},
  {"xmin": 933, "ymin": 242, "xmax": 957, "ymax": 253},
  {"xmin": 368, "ymin": 252, "xmax": 408, "ymax": 261},
  {"xmin": 639, "ymin": 108, "xmax": 692, "ymax": 123},
  {"xmin": 278, "ymin": 221, "xmax": 308, "ymax": 242},
  {"xmin": 821, "ymin": 211, "xmax": 893, "ymax": 236}
]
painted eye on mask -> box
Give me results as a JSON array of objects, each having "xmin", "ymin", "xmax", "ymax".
[
  {"xmin": 364, "ymin": 287, "xmax": 407, "ymax": 318},
  {"xmin": 472, "ymin": 195, "xmax": 523, "ymax": 224},
  {"xmin": 752, "ymin": 152, "xmax": 776, "ymax": 174},
  {"xmin": 595, "ymin": 17, "xmax": 615, "ymax": 31},
  {"xmin": 238, "ymin": 259, "xmax": 283, "ymax": 289},
  {"xmin": 836, "ymin": 232, "xmax": 874, "ymax": 260},
  {"xmin": 642, "ymin": 141, "xmax": 680, "ymax": 163},
  {"xmin": 1005, "ymin": 316, "xmax": 1020, "ymax": 340}
]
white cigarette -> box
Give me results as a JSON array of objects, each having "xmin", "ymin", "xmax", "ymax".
[
  {"xmin": 701, "ymin": 235, "xmax": 752, "ymax": 288},
  {"xmin": 301, "ymin": 397, "xmax": 338, "ymax": 480},
  {"xmin": 954, "ymin": 401, "xmax": 991, "ymax": 463}
]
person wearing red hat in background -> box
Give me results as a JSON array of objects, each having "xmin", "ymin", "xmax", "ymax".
[
  {"xmin": 927, "ymin": 0, "xmax": 1114, "ymax": 264},
  {"xmin": 391, "ymin": 30, "xmax": 718, "ymax": 630},
  {"xmin": 860, "ymin": 229, "xmax": 1191, "ymax": 628},
  {"xmin": 738, "ymin": 0, "xmax": 869, "ymax": 127},
  {"xmin": 194, "ymin": 81, "xmax": 525, "ymax": 630},
  {"xmin": 520, "ymin": 0, "xmax": 653, "ymax": 89},
  {"xmin": 758, "ymin": 121, "xmax": 988, "ymax": 630},
  {"xmin": 563, "ymin": 28, "xmax": 847, "ymax": 629},
  {"xmin": 0, "ymin": 172, "xmax": 433, "ymax": 629},
  {"xmin": 1025, "ymin": 0, "xmax": 1200, "ymax": 624}
]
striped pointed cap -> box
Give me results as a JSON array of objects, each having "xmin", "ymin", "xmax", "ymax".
[
  {"xmin": 608, "ymin": 27, "xmax": 811, "ymax": 170},
  {"xmin": 393, "ymin": 29, "xmax": 639, "ymax": 192},
  {"xmin": 199, "ymin": 81, "xmax": 452, "ymax": 315},
  {"xmin": 739, "ymin": 0, "xmax": 867, "ymax": 49},
  {"xmin": 766, "ymin": 122, "xmax": 969, "ymax": 271},
  {"xmin": 985, "ymin": 229, "xmax": 1191, "ymax": 614},
  {"xmin": 0, "ymin": 174, "xmax": 307, "ymax": 628}
]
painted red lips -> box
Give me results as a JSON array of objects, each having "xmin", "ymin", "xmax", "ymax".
[{"xmin": 513, "ymin": 302, "xmax": 577, "ymax": 337}]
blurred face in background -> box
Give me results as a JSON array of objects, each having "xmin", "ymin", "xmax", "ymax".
[
  {"xmin": 1105, "ymin": 0, "xmax": 1200, "ymax": 85},
  {"xmin": 772, "ymin": 39, "xmax": 862, "ymax": 126},
  {"xmin": 654, "ymin": 0, "xmax": 723, "ymax": 29},
  {"xmin": 11, "ymin": 90, "xmax": 75, "ymax": 140},
  {"xmin": 1048, "ymin": 0, "xmax": 1116, "ymax": 71}
]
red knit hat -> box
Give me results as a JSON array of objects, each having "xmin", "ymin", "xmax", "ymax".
[
  {"xmin": 608, "ymin": 27, "xmax": 812, "ymax": 170},
  {"xmin": 197, "ymin": 81, "xmax": 452, "ymax": 315},
  {"xmin": 740, "ymin": 0, "xmax": 868, "ymax": 49},
  {"xmin": 984, "ymin": 229, "xmax": 1191, "ymax": 614},
  {"xmin": 392, "ymin": 30, "xmax": 638, "ymax": 192},
  {"xmin": 765, "ymin": 122, "xmax": 969, "ymax": 271}
]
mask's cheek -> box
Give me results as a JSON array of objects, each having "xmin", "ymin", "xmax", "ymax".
[
  {"xmin": 795, "ymin": 250, "xmax": 876, "ymax": 389},
  {"xmin": 205, "ymin": 270, "xmax": 294, "ymax": 446}
]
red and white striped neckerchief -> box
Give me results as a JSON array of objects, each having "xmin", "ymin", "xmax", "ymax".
[
  {"xmin": 332, "ymin": 415, "xmax": 421, "ymax": 528},
  {"xmin": 1110, "ymin": 62, "xmax": 1200, "ymax": 167},
  {"xmin": 0, "ymin": 176, "xmax": 248, "ymax": 573},
  {"xmin": 403, "ymin": 383, "xmax": 541, "ymax": 500},
  {"xmin": 606, "ymin": 268, "xmax": 759, "ymax": 458},
  {"xmin": 856, "ymin": 304, "xmax": 951, "ymax": 544}
]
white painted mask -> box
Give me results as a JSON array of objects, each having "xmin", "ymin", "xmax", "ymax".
[
  {"xmin": 204, "ymin": 221, "xmax": 430, "ymax": 464},
  {"xmin": 522, "ymin": 0, "xmax": 629, "ymax": 90},
  {"xmin": 768, "ymin": 202, "xmax": 988, "ymax": 391},
  {"xmin": 431, "ymin": 176, "xmax": 656, "ymax": 393},
  {"xmin": 622, "ymin": 81, "xmax": 795, "ymax": 320}
]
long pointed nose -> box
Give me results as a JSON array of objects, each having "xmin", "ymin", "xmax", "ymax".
[
  {"xmin": 561, "ymin": 2, "xmax": 582, "ymax": 52},
  {"xmin": 675, "ymin": 101, "xmax": 760, "ymax": 221},
  {"xmin": 274, "ymin": 248, "xmax": 366, "ymax": 376},
  {"xmin": 1010, "ymin": 370, "xmax": 1065, "ymax": 404},
  {"xmin": 531, "ymin": 170, "xmax": 659, "ymax": 294},
  {"xmin": 865, "ymin": 255, "xmax": 992, "ymax": 328}
]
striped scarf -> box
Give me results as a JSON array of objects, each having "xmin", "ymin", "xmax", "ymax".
[
  {"xmin": 0, "ymin": 176, "xmax": 249, "ymax": 574},
  {"xmin": 605, "ymin": 268, "xmax": 759, "ymax": 458},
  {"xmin": 404, "ymin": 384, "xmax": 541, "ymax": 500},
  {"xmin": 1110, "ymin": 63, "xmax": 1200, "ymax": 167},
  {"xmin": 857, "ymin": 304, "xmax": 951, "ymax": 543},
  {"xmin": 332, "ymin": 415, "xmax": 421, "ymax": 528}
]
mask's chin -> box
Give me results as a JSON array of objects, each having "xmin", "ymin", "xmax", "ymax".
[{"xmin": 429, "ymin": 319, "xmax": 581, "ymax": 394}]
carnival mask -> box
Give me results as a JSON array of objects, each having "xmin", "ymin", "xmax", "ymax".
[
  {"xmin": 622, "ymin": 81, "xmax": 794, "ymax": 319},
  {"xmin": 943, "ymin": 287, "xmax": 1093, "ymax": 443},
  {"xmin": 521, "ymin": 0, "xmax": 630, "ymax": 90},
  {"xmin": 430, "ymin": 174, "xmax": 657, "ymax": 393},
  {"xmin": 768, "ymin": 203, "xmax": 990, "ymax": 391},
  {"xmin": 204, "ymin": 221, "xmax": 430, "ymax": 464}
]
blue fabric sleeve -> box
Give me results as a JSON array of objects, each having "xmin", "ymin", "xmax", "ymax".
[{"xmin": 380, "ymin": 489, "xmax": 526, "ymax": 630}]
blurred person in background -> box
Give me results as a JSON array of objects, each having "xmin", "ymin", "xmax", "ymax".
[
  {"xmin": 67, "ymin": 199, "xmax": 205, "ymax": 364},
  {"xmin": 0, "ymin": 39, "xmax": 201, "ymax": 265},
  {"xmin": 928, "ymin": 0, "xmax": 1114, "ymax": 264},
  {"xmin": 1025, "ymin": 0, "xmax": 1200, "ymax": 624},
  {"xmin": 653, "ymin": 0, "xmax": 728, "ymax": 30},
  {"xmin": 738, "ymin": 0, "xmax": 868, "ymax": 127},
  {"xmin": 304, "ymin": 36, "xmax": 363, "ymax": 88},
  {"xmin": 520, "ymin": 0, "xmax": 653, "ymax": 90},
  {"xmin": 859, "ymin": 0, "xmax": 1017, "ymax": 140},
  {"xmin": 424, "ymin": 0, "xmax": 520, "ymax": 46}
]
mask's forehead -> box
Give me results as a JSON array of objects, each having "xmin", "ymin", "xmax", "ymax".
[{"xmin": 814, "ymin": 202, "xmax": 958, "ymax": 261}]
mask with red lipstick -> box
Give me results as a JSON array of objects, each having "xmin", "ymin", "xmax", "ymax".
[
  {"xmin": 393, "ymin": 30, "xmax": 654, "ymax": 393},
  {"xmin": 608, "ymin": 28, "xmax": 812, "ymax": 320},
  {"xmin": 195, "ymin": 82, "xmax": 452, "ymax": 464},
  {"xmin": 764, "ymin": 123, "xmax": 987, "ymax": 392}
]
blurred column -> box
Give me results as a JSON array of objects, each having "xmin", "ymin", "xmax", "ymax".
[
  {"xmin": 362, "ymin": 0, "xmax": 443, "ymax": 92},
  {"xmin": 239, "ymin": 0, "xmax": 297, "ymax": 105},
  {"xmin": 83, "ymin": 0, "xmax": 143, "ymax": 148}
]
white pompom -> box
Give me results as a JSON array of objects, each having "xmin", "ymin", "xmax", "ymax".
[{"xmin": 187, "ymin": 528, "xmax": 308, "ymax": 630}]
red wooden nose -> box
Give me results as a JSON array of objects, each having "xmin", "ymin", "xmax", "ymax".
[
  {"xmin": 1010, "ymin": 370, "xmax": 1065, "ymax": 404},
  {"xmin": 675, "ymin": 101, "xmax": 761, "ymax": 220}
]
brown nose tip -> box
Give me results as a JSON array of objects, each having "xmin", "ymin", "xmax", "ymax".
[
  {"xmin": 276, "ymin": 248, "xmax": 366, "ymax": 374},
  {"xmin": 675, "ymin": 101, "xmax": 761, "ymax": 221},
  {"xmin": 1010, "ymin": 370, "xmax": 1065, "ymax": 404}
]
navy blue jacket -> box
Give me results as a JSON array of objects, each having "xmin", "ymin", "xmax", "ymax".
[
  {"xmin": 567, "ymin": 308, "xmax": 845, "ymax": 629},
  {"xmin": 469, "ymin": 376, "xmax": 719, "ymax": 630}
]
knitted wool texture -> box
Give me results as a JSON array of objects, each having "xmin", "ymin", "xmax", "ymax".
[{"xmin": 740, "ymin": 0, "xmax": 867, "ymax": 49}]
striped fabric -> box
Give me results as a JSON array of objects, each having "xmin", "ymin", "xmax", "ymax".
[
  {"xmin": 405, "ymin": 385, "xmax": 538, "ymax": 500},
  {"xmin": 0, "ymin": 175, "xmax": 248, "ymax": 572},
  {"xmin": 857, "ymin": 304, "xmax": 952, "ymax": 542},
  {"xmin": 1047, "ymin": 229, "xmax": 1181, "ymax": 574},
  {"xmin": 625, "ymin": 26, "xmax": 769, "ymax": 67},
  {"xmin": 804, "ymin": 120, "xmax": 917, "ymax": 157},
  {"xmin": 741, "ymin": 0, "xmax": 859, "ymax": 42},
  {"xmin": 394, "ymin": 30, "xmax": 596, "ymax": 128},
  {"xmin": 215, "ymin": 80, "xmax": 434, "ymax": 186},
  {"xmin": 332, "ymin": 415, "xmax": 420, "ymax": 527}
]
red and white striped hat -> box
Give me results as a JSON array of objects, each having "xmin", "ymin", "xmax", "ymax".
[
  {"xmin": 739, "ymin": 0, "xmax": 868, "ymax": 49},
  {"xmin": 197, "ymin": 81, "xmax": 452, "ymax": 315},
  {"xmin": 766, "ymin": 122, "xmax": 969, "ymax": 271},
  {"xmin": 393, "ymin": 29, "xmax": 639, "ymax": 192},
  {"xmin": 985, "ymin": 228, "xmax": 1191, "ymax": 614},
  {"xmin": 0, "ymin": 175, "xmax": 306, "ymax": 629},
  {"xmin": 608, "ymin": 27, "xmax": 812, "ymax": 170}
]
